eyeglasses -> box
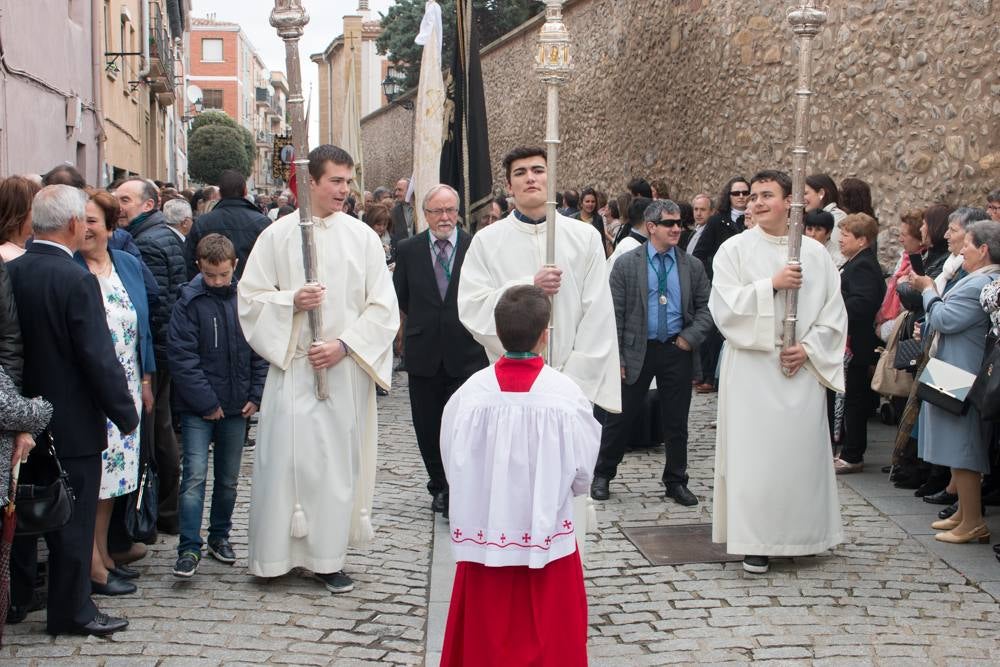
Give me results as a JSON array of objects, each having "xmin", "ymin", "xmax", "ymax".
[
  {"xmin": 424, "ymin": 207, "xmax": 458, "ymax": 216},
  {"xmin": 730, "ymin": 190, "xmax": 751, "ymax": 197},
  {"xmin": 988, "ymin": 204, "xmax": 1000, "ymax": 212},
  {"xmin": 654, "ymin": 219, "xmax": 683, "ymax": 228}
]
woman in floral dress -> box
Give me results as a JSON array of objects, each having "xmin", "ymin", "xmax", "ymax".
[{"xmin": 79, "ymin": 191, "xmax": 155, "ymax": 594}]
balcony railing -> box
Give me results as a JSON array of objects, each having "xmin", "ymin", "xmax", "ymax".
[{"xmin": 147, "ymin": 2, "xmax": 175, "ymax": 102}]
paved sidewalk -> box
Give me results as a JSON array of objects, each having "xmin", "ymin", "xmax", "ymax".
[
  {"xmin": 427, "ymin": 393, "xmax": 1000, "ymax": 666},
  {"xmin": 2, "ymin": 370, "xmax": 433, "ymax": 666},
  {"xmin": 4, "ymin": 373, "xmax": 1000, "ymax": 665}
]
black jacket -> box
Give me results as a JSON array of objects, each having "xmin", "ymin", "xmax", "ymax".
[
  {"xmin": 897, "ymin": 245, "xmax": 950, "ymax": 313},
  {"xmin": 0, "ymin": 260, "xmax": 23, "ymax": 388},
  {"xmin": 692, "ymin": 211, "xmax": 745, "ymax": 279},
  {"xmin": 840, "ymin": 247, "xmax": 886, "ymax": 367},
  {"xmin": 126, "ymin": 210, "xmax": 187, "ymax": 360},
  {"xmin": 184, "ymin": 198, "xmax": 270, "ymax": 280},
  {"xmin": 167, "ymin": 276, "xmax": 268, "ymax": 418},
  {"xmin": 390, "ymin": 201, "xmax": 413, "ymax": 242},
  {"xmin": 392, "ymin": 230, "xmax": 488, "ymax": 378},
  {"xmin": 7, "ymin": 244, "xmax": 138, "ymax": 457}
]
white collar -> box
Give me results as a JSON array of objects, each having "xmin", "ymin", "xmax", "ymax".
[{"xmin": 31, "ymin": 239, "xmax": 73, "ymax": 257}]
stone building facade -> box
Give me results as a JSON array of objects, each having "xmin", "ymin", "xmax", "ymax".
[{"xmin": 361, "ymin": 0, "xmax": 1000, "ymax": 263}]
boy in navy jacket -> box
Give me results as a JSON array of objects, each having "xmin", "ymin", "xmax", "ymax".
[{"xmin": 167, "ymin": 234, "xmax": 268, "ymax": 577}]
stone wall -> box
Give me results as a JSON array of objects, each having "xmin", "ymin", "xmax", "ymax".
[
  {"xmin": 362, "ymin": 0, "xmax": 1000, "ymax": 264},
  {"xmin": 360, "ymin": 89, "xmax": 415, "ymax": 192}
]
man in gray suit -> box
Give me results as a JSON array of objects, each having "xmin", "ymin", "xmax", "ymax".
[{"xmin": 591, "ymin": 200, "xmax": 713, "ymax": 505}]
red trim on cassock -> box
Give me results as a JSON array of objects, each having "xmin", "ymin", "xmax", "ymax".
[
  {"xmin": 494, "ymin": 356, "xmax": 544, "ymax": 392},
  {"xmin": 440, "ymin": 547, "xmax": 588, "ymax": 667}
]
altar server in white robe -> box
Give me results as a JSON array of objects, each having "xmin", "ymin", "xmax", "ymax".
[
  {"xmin": 709, "ymin": 169, "xmax": 847, "ymax": 575},
  {"xmin": 457, "ymin": 145, "xmax": 621, "ymax": 414},
  {"xmin": 238, "ymin": 145, "xmax": 399, "ymax": 592},
  {"xmin": 441, "ymin": 285, "xmax": 598, "ymax": 666}
]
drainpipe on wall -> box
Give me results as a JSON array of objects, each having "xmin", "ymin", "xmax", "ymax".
[
  {"xmin": 91, "ymin": 0, "xmax": 107, "ymax": 185},
  {"xmin": 137, "ymin": 0, "xmax": 151, "ymax": 80}
]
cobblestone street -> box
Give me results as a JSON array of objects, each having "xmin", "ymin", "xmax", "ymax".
[{"xmin": 3, "ymin": 370, "xmax": 1000, "ymax": 665}]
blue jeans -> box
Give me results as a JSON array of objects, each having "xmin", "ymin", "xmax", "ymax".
[{"xmin": 178, "ymin": 413, "xmax": 246, "ymax": 556}]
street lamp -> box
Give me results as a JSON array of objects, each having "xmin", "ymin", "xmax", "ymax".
[
  {"xmin": 381, "ymin": 73, "xmax": 403, "ymax": 103},
  {"xmin": 180, "ymin": 98, "xmax": 203, "ymax": 124}
]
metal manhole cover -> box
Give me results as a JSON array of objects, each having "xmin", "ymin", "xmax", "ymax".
[{"xmin": 621, "ymin": 523, "xmax": 742, "ymax": 566}]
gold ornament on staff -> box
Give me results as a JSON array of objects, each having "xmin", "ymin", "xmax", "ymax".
[
  {"xmin": 781, "ymin": 1, "xmax": 827, "ymax": 376},
  {"xmin": 535, "ymin": 0, "xmax": 572, "ymax": 361},
  {"xmin": 271, "ymin": 0, "xmax": 328, "ymax": 399}
]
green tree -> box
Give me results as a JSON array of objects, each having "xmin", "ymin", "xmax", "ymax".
[
  {"xmin": 188, "ymin": 124, "xmax": 252, "ymax": 184},
  {"xmin": 188, "ymin": 110, "xmax": 256, "ymax": 172},
  {"xmin": 376, "ymin": 0, "xmax": 543, "ymax": 90}
]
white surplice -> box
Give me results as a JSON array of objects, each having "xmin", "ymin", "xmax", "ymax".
[
  {"xmin": 238, "ymin": 211, "xmax": 399, "ymax": 577},
  {"xmin": 709, "ymin": 227, "xmax": 847, "ymax": 556},
  {"xmin": 441, "ymin": 364, "xmax": 600, "ymax": 568},
  {"xmin": 606, "ymin": 234, "xmax": 641, "ymax": 271},
  {"xmin": 457, "ymin": 212, "xmax": 622, "ymax": 413}
]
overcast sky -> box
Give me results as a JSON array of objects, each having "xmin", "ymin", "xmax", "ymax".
[{"xmin": 191, "ymin": 1, "xmax": 396, "ymax": 144}]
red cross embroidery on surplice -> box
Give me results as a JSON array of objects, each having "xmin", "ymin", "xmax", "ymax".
[
  {"xmin": 544, "ymin": 536, "xmax": 552, "ymax": 545},
  {"xmin": 563, "ymin": 520, "xmax": 572, "ymax": 530},
  {"xmin": 500, "ymin": 533, "xmax": 506, "ymax": 543},
  {"xmin": 477, "ymin": 530, "xmax": 484, "ymax": 540},
  {"xmin": 522, "ymin": 533, "xmax": 531, "ymax": 544},
  {"xmin": 453, "ymin": 529, "xmax": 462, "ymax": 539}
]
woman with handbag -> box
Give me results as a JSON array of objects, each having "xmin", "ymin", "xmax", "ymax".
[
  {"xmin": 908, "ymin": 220, "xmax": 1000, "ymax": 544},
  {"xmin": 893, "ymin": 207, "xmax": 955, "ymax": 495},
  {"xmin": 77, "ymin": 192, "xmax": 155, "ymax": 595}
]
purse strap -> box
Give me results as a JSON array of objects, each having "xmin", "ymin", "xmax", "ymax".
[{"xmin": 40, "ymin": 431, "xmax": 70, "ymax": 479}]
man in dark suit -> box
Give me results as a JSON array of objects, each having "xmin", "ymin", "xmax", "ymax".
[
  {"xmin": 390, "ymin": 177, "xmax": 414, "ymax": 241},
  {"xmin": 591, "ymin": 200, "xmax": 713, "ymax": 506},
  {"xmin": 392, "ymin": 184, "xmax": 487, "ymax": 516},
  {"xmin": 7, "ymin": 185, "xmax": 139, "ymax": 636}
]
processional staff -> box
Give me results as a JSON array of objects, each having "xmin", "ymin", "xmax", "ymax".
[
  {"xmin": 781, "ymin": 1, "xmax": 827, "ymax": 376},
  {"xmin": 535, "ymin": 1, "xmax": 572, "ymax": 361},
  {"xmin": 270, "ymin": 0, "xmax": 328, "ymax": 399}
]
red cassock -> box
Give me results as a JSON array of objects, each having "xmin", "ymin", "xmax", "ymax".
[{"xmin": 440, "ymin": 357, "xmax": 589, "ymax": 667}]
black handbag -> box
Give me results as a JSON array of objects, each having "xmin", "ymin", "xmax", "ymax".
[
  {"xmin": 968, "ymin": 336, "xmax": 1000, "ymax": 420},
  {"xmin": 124, "ymin": 409, "xmax": 158, "ymax": 543},
  {"xmin": 125, "ymin": 460, "xmax": 158, "ymax": 543},
  {"xmin": 893, "ymin": 337, "xmax": 923, "ymax": 371},
  {"xmin": 15, "ymin": 437, "xmax": 75, "ymax": 536},
  {"xmin": 916, "ymin": 357, "xmax": 976, "ymax": 416}
]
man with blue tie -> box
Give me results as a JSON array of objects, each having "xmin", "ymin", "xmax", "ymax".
[{"xmin": 591, "ymin": 200, "xmax": 713, "ymax": 505}]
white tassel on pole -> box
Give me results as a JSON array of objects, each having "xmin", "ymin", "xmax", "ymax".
[{"xmin": 586, "ymin": 495, "xmax": 598, "ymax": 533}]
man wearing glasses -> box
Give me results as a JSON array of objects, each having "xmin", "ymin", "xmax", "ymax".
[
  {"xmin": 591, "ymin": 200, "xmax": 713, "ymax": 505},
  {"xmin": 987, "ymin": 189, "xmax": 1000, "ymax": 223},
  {"xmin": 392, "ymin": 185, "xmax": 487, "ymax": 519}
]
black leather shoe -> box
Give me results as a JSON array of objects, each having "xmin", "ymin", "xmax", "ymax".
[
  {"xmin": 111, "ymin": 565, "xmax": 140, "ymax": 580},
  {"xmin": 938, "ymin": 502, "xmax": 958, "ymax": 520},
  {"xmin": 665, "ymin": 483, "xmax": 698, "ymax": 507},
  {"xmin": 914, "ymin": 480, "xmax": 947, "ymax": 497},
  {"xmin": 590, "ymin": 476, "xmax": 610, "ymax": 501},
  {"xmin": 62, "ymin": 611, "xmax": 129, "ymax": 636},
  {"xmin": 923, "ymin": 490, "xmax": 958, "ymax": 505},
  {"xmin": 156, "ymin": 520, "xmax": 179, "ymax": 536},
  {"xmin": 91, "ymin": 573, "xmax": 137, "ymax": 596},
  {"xmin": 431, "ymin": 491, "xmax": 448, "ymax": 513}
]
